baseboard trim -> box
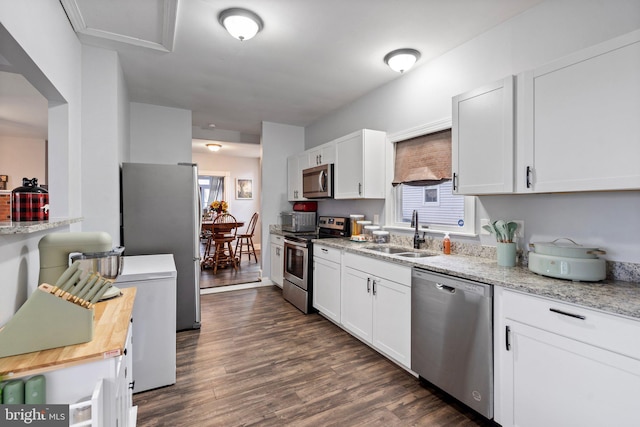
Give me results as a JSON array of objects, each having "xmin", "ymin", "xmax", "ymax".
[{"xmin": 200, "ymin": 279, "xmax": 274, "ymax": 295}]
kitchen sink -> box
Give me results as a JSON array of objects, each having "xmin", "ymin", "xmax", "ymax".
[
  {"xmin": 366, "ymin": 246, "xmax": 409, "ymax": 254},
  {"xmin": 366, "ymin": 245, "xmax": 436, "ymax": 258},
  {"xmin": 396, "ymin": 252, "xmax": 435, "ymax": 258}
]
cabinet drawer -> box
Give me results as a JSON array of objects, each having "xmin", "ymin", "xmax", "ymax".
[
  {"xmin": 270, "ymin": 234, "xmax": 284, "ymax": 245},
  {"xmin": 503, "ymin": 290, "xmax": 640, "ymax": 360},
  {"xmin": 314, "ymin": 244, "xmax": 341, "ymax": 264},
  {"xmin": 343, "ymin": 252, "xmax": 411, "ymax": 286}
]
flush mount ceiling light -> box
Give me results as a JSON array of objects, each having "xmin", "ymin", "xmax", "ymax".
[
  {"xmin": 384, "ymin": 48, "xmax": 421, "ymax": 73},
  {"xmin": 206, "ymin": 143, "xmax": 222, "ymax": 152},
  {"xmin": 218, "ymin": 8, "xmax": 264, "ymax": 41}
]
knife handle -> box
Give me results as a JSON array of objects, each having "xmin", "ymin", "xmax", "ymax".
[
  {"xmin": 75, "ymin": 274, "xmax": 100, "ymax": 301},
  {"xmin": 54, "ymin": 260, "xmax": 80, "ymax": 287}
]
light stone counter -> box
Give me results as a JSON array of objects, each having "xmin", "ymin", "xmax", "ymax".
[
  {"xmin": 0, "ymin": 218, "xmax": 83, "ymax": 234},
  {"xmin": 313, "ymin": 237, "xmax": 640, "ymax": 321}
]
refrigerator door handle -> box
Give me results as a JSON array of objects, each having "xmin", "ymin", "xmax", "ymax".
[{"xmin": 192, "ymin": 164, "xmax": 202, "ymax": 326}]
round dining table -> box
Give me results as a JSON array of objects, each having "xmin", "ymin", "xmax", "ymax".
[{"xmin": 201, "ymin": 220, "xmax": 245, "ymax": 271}]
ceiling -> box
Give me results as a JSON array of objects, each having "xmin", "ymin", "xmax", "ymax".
[{"xmin": 2, "ymin": 0, "xmax": 544, "ymax": 156}]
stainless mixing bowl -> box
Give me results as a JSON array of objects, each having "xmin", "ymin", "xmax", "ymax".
[{"xmin": 71, "ymin": 246, "xmax": 125, "ymax": 279}]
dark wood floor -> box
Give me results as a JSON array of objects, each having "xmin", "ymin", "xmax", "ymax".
[
  {"xmin": 200, "ymin": 245, "xmax": 261, "ymax": 289},
  {"xmin": 133, "ymin": 286, "xmax": 493, "ymax": 426}
]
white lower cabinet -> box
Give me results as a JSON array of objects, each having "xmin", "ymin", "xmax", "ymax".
[
  {"xmin": 312, "ymin": 244, "xmax": 341, "ymax": 323},
  {"xmin": 21, "ymin": 320, "xmax": 136, "ymax": 427},
  {"xmin": 341, "ymin": 253, "xmax": 411, "ymax": 368},
  {"xmin": 494, "ymin": 288, "xmax": 640, "ymax": 427},
  {"xmin": 270, "ymin": 234, "xmax": 284, "ymax": 287}
]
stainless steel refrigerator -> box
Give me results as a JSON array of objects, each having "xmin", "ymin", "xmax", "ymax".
[{"xmin": 121, "ymin": 162, "xmax": 201, "ymax": 331}]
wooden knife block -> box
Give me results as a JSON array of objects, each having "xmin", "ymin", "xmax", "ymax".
[{"xmin": 0, "ymin": 285, "xmax": 94, "ymax": 358}]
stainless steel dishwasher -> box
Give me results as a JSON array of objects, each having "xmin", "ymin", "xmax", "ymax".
[{"xmin": 411, "ymin": 268, "xmax": 493, "ymax": 419}]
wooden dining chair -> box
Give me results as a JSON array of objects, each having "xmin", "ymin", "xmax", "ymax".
[
  {"xmin": 201, "ymin": 213, "xmax": 239, "ymax": 273},
  {"xmin": 235, "ymin": 212, "xmax": 259, "ymax": 263}
]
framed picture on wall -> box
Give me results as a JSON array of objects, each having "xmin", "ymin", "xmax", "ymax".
[
  {"xmin": 0, "ymin": 175, "xmax": 7, "ymax": 190},
  {"xmin": 236, "ymin": 178, "xmax": 253, "ymax": 200}
]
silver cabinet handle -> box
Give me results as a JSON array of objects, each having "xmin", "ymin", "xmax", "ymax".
[
  {"xmin": 505, "ymin": 325, "xmax": 511, "ymax": 351},
  {"xmin": 372, "ymin": 279, "xmax": 377, "ymax": 295},
  {"xmin": 366, "ymin": 277, "xmax": 371, "ymax": 293},
  {"xmin": 549, "ymin": 307, "xmax": 586, "ymax": 320},
  {"xmin": 358, "ymin": 183, "xmax": 362, "ymax": 196}
]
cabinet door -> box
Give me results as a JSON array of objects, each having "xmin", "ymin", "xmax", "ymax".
[
  {"xmin": 341, "ymin": 267, "xmax": 373, "ymax": 344},
  {"xmin": 372, "ymin": 277, "xmax": 411, "ymax": 368},
  {"xmin": 335, "ymin": 130, "xmax": 386, "ymax": 199},
  {"xmin": 452, "ymin": 75, "xmax": 514, "ymax": 194},
  {"xmin": 270, "ymin": 242, "xmax": 283, "ymax": 287},
  {"xmin": 308, "ymin": 142, "xmax": 336, "ymax": 166},
  {"xmin": 501, "ymin": 321, "xmax": 640, "ymax": 427},
  {"xmin": 335, "ymin": 133, "xmax": 364, "ymax": 198},
  {"xmin": 313, "ymin": 257, "xmax": 341, "ymax": 323},
  {"xmin": 287, "ymin": 153, "xmax": 309, "ymax": 201},
  {"xmin": 287, "ymin": 155, "xmax": 299, "ymax": 201},
  {"xmin": 518, "ymin": 30, "xmax": 640, "ymax": 193}
]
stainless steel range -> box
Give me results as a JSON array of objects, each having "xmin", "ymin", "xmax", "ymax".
[{"xmin": 282, "ymin": 216, "xmax": 349, "ymax": 313}]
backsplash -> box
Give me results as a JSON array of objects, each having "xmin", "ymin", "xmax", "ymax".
[{"xmin": 389, "ymin": 233, "xmax": 640, "ymax": 284}]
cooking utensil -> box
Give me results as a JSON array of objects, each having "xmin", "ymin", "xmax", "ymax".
[
  {"xmin": 528, "ymin": 252, "xmax": 606, "ymax": 281},
  {"xmin": 74, "ymin": 274, "xmax": 101, "ymax": 302},
  {"xmin": 58, "ymin": 268, "xmax": 83, "ymax": 294},
  {"xmin": 90, "ymin": 281, "xmax": 113, "ymax": 304},
  {"xmin": 54, "ymin": 260, "xmax": 80, "ymax": 287},
  {"xmin": 83, "ymin": 277, "xmax": 107, "ymax": 303},
  {"xmin": 70, "ymin": 272, "xmax": 96, "ymax": 299},
  {"xmin": 70, "ymin": 246, "xmax": 125, "ymax": 279},
  {"xmin": 529, "ymin": 238, "xmax": 606, "ymax": 259}
]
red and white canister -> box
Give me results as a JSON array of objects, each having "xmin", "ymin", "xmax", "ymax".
[{"xmin": 12, "ymin": 178, "xmax": 49, "ymax": 221}]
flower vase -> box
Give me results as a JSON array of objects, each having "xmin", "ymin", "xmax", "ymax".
[{"xmin": 496, "ymin": 242, "xmax": 517, "ymax": 267}]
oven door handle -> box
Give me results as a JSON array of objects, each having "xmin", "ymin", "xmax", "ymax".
[{"xmin": 284, "ymin": 239, "xmax": 308, "ymax": 249}]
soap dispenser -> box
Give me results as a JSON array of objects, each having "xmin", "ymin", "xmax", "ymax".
[{"xmin": 443, "ymin": 233, "xmax": 451, "ymax": 255}]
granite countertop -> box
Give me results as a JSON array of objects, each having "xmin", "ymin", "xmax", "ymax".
[
  {"xmin": 313, "ymin": 238, "xmax": 640, "ymax": 321},
  {"xmin": 0, "ymin": 217, "xmax": 83, "ymax": 234}
]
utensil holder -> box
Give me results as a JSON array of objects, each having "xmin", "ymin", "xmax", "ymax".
[
  {"xmin": 0, "ymin": 284, "xmax": 93, "ymax": 358},
  {"xmin": 497, "ymin": 242, "xmax": 517, "ymax": 267}
]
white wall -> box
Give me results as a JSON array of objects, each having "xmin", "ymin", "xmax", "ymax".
[
  {"xmin": 0, "ymin": 0, "xmax": 83, "ymax": 325},
  {"xmin": 192, "ymin": 152, "xmax": 262, "ymax": 248},
  {"xmin": 305, "ymin": 0, "xmax": 640, "ymax": 263},
  {"xmin": 81, "ymin": 45, "xmax": 128, "ymax": 242},
  {"xmin": 0, "ymin": 136, "xmax": 46, "ymax": 189},
  {"xmin": 260, "ymin": 122, "xmax": 305, "ymax": 279},
  {"xmin": 129, "ymin": 103, "xmax": 192, "ymax": 164}
]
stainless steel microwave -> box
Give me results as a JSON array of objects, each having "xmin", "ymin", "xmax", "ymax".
[{"xmin": 302, "ymin": 164, "xmax": 333, "ymax": 198}]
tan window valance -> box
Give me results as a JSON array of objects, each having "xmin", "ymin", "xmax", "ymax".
[{"xmin": 392, "ymin": 129, "xmax": 452, "ymax": 187}]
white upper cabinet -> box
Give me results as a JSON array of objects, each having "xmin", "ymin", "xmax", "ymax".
[
  {"xmin": 287, "ymin": 152, "xmax": 309, "ymax": 201},
  {"xmin": 452, "ymin": 75, "xmax": 515, "ymax": 195},
  {"xmin": 334, "ymin": 129, "xmax": 386, "ymax": 199},
  {"xmin": 517, "ymin": 29, "xmax": 640, "ymax": 193},
  {"xmin": 308, "ymin": 141, "xmax": 335, "ymax": 166}
]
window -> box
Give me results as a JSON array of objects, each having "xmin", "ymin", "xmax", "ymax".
[
  {"xmin": 423, "ymin": 186, "xmax": 439, "ymax": 205},
  {"xmin": 387, "ymin": 121, "xmax": 475, "ymax": 235}
]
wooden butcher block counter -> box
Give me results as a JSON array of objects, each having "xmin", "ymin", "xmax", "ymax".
[{"xmin": 0, "ymin": 287, "xmax": 136, "ymax": 378}]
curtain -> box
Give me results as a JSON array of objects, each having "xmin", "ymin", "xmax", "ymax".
[
  {"xmin": 392, "ymin": 129, "xmax": 452, "ymax": 187},
  {"xmin": 207, "ymin": 177, "xmax": 224, "ymax": 204}
]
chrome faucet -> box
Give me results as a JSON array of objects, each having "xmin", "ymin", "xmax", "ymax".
[{"xmin": 411, "ymin": 210, "xmax": 425, "ymax": 249}]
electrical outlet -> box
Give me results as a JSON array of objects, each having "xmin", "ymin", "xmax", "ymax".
[{"xmin": 480, "ymin": 218, "xmax": 490, "ymax": 235}]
